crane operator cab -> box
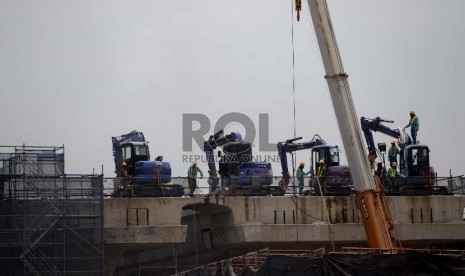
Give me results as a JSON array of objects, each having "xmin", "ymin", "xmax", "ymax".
[{"xmin": 308, "ymin": 145, "xmax": 353, "ymax": 195}]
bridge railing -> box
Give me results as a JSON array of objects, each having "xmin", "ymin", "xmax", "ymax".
[
  {"xmin": 102, "ymin": 176, "xmax": 352, "ymax": 197},
  {"xmin": 102, "ymin": 173, "xmax": 460, "ymax": 197}
]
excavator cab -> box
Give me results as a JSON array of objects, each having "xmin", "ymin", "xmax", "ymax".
[
  {"xmin": 401, "ymin": 145, "xmax": 430, "ymax": 178},
  {"xmin": 392, "ymin": 144, "xmax": 448, "ymax": 195},
  {"xmin": 310, "ymin": 145, "xmax": 340, "ymax": 172},
  {"xmin": 222, "ymin": 142, "xmax": 253, "ymax": 177},
  {"xmin": 117, "ymin": 142, "xmax": 150, "ymax": 176},
  {"xmin": 309, "ymin": 145, "xmax": 352, "ymax": 195}
]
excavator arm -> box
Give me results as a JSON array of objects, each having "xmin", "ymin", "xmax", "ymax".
[
  {"xmin": 361, "ymin": 117, "xmax": 411, "ymax": 150},
  {"xmin": 203, "ymin": 129, "xmax": 242, "ymax": 179},
  {"xmin": 276, "ymin": 135, "xmax": 326, "ymax": 195},
  {"xmin": 277, "ymin": 135, "xmax": 326, "ymax": 180},
  {"xmin": 361, "ymin": 116, "xmax": 412, "ymax": 164}
]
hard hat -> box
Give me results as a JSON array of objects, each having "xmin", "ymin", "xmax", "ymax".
[
  {"xmin": 391, "ymin": 140, "xmax": 396, "ymax": 144},
  {"xmin": 121, "ymin": 161, "xmax": 127, "ymax": 166},
  {"xmin": 220, "ymin": 151, "xmax": 225, "ymax": 157},
  {"xmin": 299, "ymin": 162, "xmax": 305, "ymax": 166},
  {"xmin": 319, "ymin": 159, "xmax": 325, "ymax": 164},
  {"xmin": 392, "ymin": 162, "xmax": 397, "ymax": 167}
]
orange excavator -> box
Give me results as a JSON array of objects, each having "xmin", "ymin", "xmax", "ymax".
[{"xmin": 300, "ymin": 0, "xmax": 401, "ymax": 252}]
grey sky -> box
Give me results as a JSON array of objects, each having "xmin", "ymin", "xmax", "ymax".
[{"xmin": 1, "ymin": 0, "xmax": 464, "ymax": 178}]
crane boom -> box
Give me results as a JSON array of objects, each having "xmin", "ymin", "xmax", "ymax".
[{"xmin": 305, "ymin": 0, "xmax": 399, "ymax": 251}]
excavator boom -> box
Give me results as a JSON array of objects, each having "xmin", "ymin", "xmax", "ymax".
[{"xmin": 277, "ymin": 135, "xmax": 326, "ymax": 179}]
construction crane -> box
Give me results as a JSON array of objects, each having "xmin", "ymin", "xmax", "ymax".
[{"xmin": 302, "ymin": 0, "xmax": 400, "ymax": 251}]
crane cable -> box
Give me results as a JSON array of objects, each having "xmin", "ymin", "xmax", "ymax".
[
  {"xmin": 291, "ymin": 0, "xmax": 297, "ymax": 139},
  {"xmin": 315, "ymin": 176, "xmax": 335, "ymax": 252}
]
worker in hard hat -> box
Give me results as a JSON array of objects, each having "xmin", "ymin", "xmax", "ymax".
[
  {"xmin": 117, "ymin": 161, "xmax": 129, "ymax": 196},
  {"xmin": 317, "ymin": 159, "xmax": 327, "ymax": 179},
  {"xmin": 187, "ymin": 162, "xmax": 204, "ymax": 196},
  {"xmin": 218, "ymin": 151, "xmax": 229, "ymax": 190},
  {"xmin": 313, "ymin": 160, "xmax": 327, "ymax": 195},
  {"xmin": 388, "ymin": 140, "xmax": 400, "ymax": 166},
  {"xmin": 404, "ymin": 111, "xmax": 419, "ymax": 144},
  {"xmin": 386, "ymin": 162, "xmax": 404, "ymax": 193},
  {"xmin": 119, "ymin": 161, "xmax": 128, "ymax": 177},
  {"xmin": 296, "ymin": 162, "xmax": 310, "ymax": 196}
]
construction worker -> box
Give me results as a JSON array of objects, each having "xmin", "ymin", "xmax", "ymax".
[
  {"xmin": 218, "ymin": 151, "xmax": 229, "ymax": 189},
  {"xmin": 119, "ymin": 161, "xmax": 128, "ymax": 177},
  {"xmin": 296, "ymin": 162, "xmax": 310, "ymax": 196},
  {"xmin": 386, "ymin": 162, "xmax": 404, "ymax": 193},
  {"xmin": 375, "ymin": 161, "xmax": 387, "ymax": 187},
  {"xmin": 404, "ymin": 111, "xmax": 419, "ymax": 144},
  {"xmin": 187, "ymin": 162, "xmax": 203, "ymax": 196},
  {"xmin": 316, "ymin": 159, "xmax": 327, "ymax": 180},
  {"xmin": 388, "ymin": 140, "xmax": 400, "ymax": 166},
  {"xmin": 313, "ymin": 160, "xmax": 327, "ymax": 194}
]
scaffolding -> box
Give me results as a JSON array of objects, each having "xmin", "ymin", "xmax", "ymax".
[{"xmin": 0, "ymin": 145, "xmax": 104, "ymax": 275}]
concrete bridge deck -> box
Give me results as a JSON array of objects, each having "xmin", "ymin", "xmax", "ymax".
[{"xmin": 104, "ymin": 195, "xmax": 465, "ymax": 275}]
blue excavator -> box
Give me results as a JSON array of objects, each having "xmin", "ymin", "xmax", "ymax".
[
  {"xmin": 361, "ymin": 117, "xmax": 448, "ymax": 195},
  {"xmin": 112, "ymin": 130, "xmax": 184, "ymax": 197},
  {"xmin": 204, "ymin": 129, "xmax": 273, "ymax": 196},
  {"xmin": 277, "ymin": 135, "xmax": 352, "ymax": 195}
]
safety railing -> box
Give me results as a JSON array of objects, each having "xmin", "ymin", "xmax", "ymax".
[
  {"xmin": 436, "ymin": 175, "xmax": 465, "ymax": 194},
  {"xmin": 102, "ymin": 175, "xmax": 355, "ymax": 197},
  {"xmin": 101, "ymin": 174, "xmax": 462, "ymax": 198}
]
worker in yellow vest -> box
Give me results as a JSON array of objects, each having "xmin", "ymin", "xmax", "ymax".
[
  {"xmin": 187, "ymin": 162, "xmax": 203, "ymax": 196},
  {"xmin": 388, "ymin": 140, "xmax": 400, "ymax": 166},
  {"xmin": 316, "ymin": 159, "xmax": 327, "ymax": 180},
  {"xmin": 386, "ymin": 162, "xmax": 404, "ymax": 192},
  {"xmin": 404, "ymin": 111, "xmax": 419, "ymax": 144}
]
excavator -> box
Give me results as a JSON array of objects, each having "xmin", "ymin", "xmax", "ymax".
[
  {"xmin": 277, "ymin": 135, "xmax": 352, "ymax": 195},
  {"xmin": 361, "ymin": 116, "xmax": 449, "ymax": 195},
  {"xmin": 112, "ymin": 130, "xmax": 184, "ymax": 197},
  {"xmin": 301, "ymin": 0, "xmax": 400, "ymax": 251},
  {"xmin": 203, "ymin": 129, "xmax": 273, "ymax": 196}
]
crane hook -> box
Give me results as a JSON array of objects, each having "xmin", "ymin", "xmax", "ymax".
[{"xmin": 295, "ymin": 0, "xmax": 302, "ymax": 21}]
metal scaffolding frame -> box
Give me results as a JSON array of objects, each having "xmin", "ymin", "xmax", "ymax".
[{"xmin": 0, "ymin": 145, "xmax": 104, "ymax": 275}]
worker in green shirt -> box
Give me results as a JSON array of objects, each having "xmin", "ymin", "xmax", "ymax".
[
  {"xmin": 386, "ymin": 162, "xmax": 404, "ymax": 193},
  {"xmin": 388, "ymin": 140, "xmax": 400, "ymax": 166},
  {"xmin": 404, "ymin": 111, "xmax": 419, "ymax": 144},
  {"xmin": 187, "ymin": 162, "xmax": 203, "ymax": 196},
  {"xmin": 296, "ymin": 162, "xmax": 310, "ymax": 195}
]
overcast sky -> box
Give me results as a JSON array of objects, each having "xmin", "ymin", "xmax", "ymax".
[{"xmin": 1, "ymin": 0, "xmax": 464, "ymax": 179}]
